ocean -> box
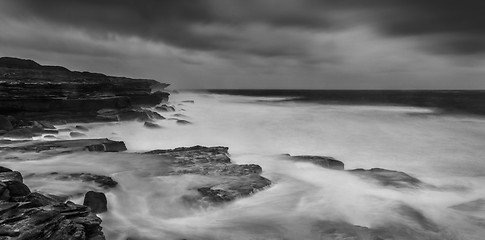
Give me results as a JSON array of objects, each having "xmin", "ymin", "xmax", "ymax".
[{"xmin": 4, "ymin": 90, "xmax": 485, "ymax": 239}]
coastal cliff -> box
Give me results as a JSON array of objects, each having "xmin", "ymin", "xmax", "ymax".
[{"xmin": 0, "ymin": 57, "xmax": 169, "ymax": 121}]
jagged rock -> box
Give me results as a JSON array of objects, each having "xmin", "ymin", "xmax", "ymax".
[
  {"xmin": 0, "ymin": 165, "xmax": 106, "ymax": 239},
  {"xmin": 0, "ymin": 171, "xmax": 31, "ymax": 198},
  {"xmin": 0, "ymin": 138, "xmax": 126, "ymax": 153},
  {"xmin": 176, "ymin": 119, "xmax": 192, "ymax": 125},
  {"xmin": 83, "ymin": 191, "xmax": 108, "ymax": 214},
  {"xmin": 2, "ymin": 128, "xmax": 34, "ymax": 139},
  {"xmin": 0, "ymin": 57, "xmax": 169, "ymax": 123},
  {"xmin": 50, "ymin": 173, "xmax": 118, "ymax": 189},
  {"xmin": 349, "ymin": 168, "xmax": 422, "ymax": 188},
  {"xmin": 0, "ymin": 115, "xmax": 13, "ymax": 131},
  {"xmin": 285, "ymin": 155, "xmax": 345, "ymax": 170},
  {"xmin": 155, "ymin": 104, "xmax": 175, "ymax": 112},
  {"xmin": 146, "ymin": 146, "xmax": 271, "ymax": 204},
  {"xmin": 0, "ymin": 166, "xmax": 12, "ymax": 173},
  {"xmin": 38, "ymin": 120, "xmax": 56, "ymax": 129},
  {"xmin": 75, "ymin": 125, "xmax": 90, "ymax": 132},
  {"xmin": 143, "ymin": 122, "xmax": 162, "ymax": 129}
]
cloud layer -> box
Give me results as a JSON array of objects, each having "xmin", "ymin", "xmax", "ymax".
[{"xmin": 1, "ymin": 0, "xmax": 484, "ymax": 88}]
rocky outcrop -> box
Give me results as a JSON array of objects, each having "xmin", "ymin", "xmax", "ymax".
[
  {"xmin": 145, "ymin": 146, "xmax": 271, "ymax": 204},
  {"xmin": 349, "ymin": 168, "xmax": 422, "ymax": 188},
  {"xmin": 0, "ymin": 138, "xmax": 127, "ymax": 153},
  {"xmin": 0, "ymin": 166, "xmax": 105, "ymax": 240},
  {"xmin": 0, "ymin": 57, "xmax": 169, "ymax": 122},
  {"xmin": 284, "ymin": 154, "xmax": 345, "ymax": 170}
]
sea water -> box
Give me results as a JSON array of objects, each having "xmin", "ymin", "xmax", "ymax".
[{"xmin": 4, "ymin": 91, "xmax": 485, "ymax": 240}]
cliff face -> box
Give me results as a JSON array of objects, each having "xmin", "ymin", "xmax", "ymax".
[{"xmin": 0, "ymin": 57, "xmax": 170, "ymax": 119}]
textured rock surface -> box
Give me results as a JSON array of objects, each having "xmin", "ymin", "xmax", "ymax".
[
  {"xmin": 0, "ymin": 167, "xmax": 105, "ymax": 239},
  {"xmin": 0, "ymin": 138, "xmax": 127, "ymax": 153},
  {"xmin": 83, "ymin": 191, "xmax": 108, "ymax": 214},
  {"xmin": 349, "ymin": 168, "xmax": 422, "ymax": 188},
  {"xmin": 145, "ymin": 146, "xmax": 271, "ymax": 203},
  {"xmin": 285, "ymin": 154, "xmax": 345, "ymax": 170},
  {"xmin": 0, "ymin": 57, "xmax": 169, "ymax": 122}
]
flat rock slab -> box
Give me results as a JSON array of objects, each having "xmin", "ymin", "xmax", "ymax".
[
  {"xmin": 30, "ymin": 172, "xmax": 118, "ymax": 189},
  {"xmin": 349, "ymin": 168, "xmax": 422, "ymax": 188},
  {"xmin": 0, "ymin": 138, "xmax": 126, "ymax": 153},
  {"xmin": 284, "ymin": 154, "xmax": 345, "ymax": 170},
  {"xmin": 145, "ymin": 146, "xmax": 271, "ymax": 204}
]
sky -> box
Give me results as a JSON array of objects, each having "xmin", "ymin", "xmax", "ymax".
[{"xmin": 0, "ymin": 0, "xmax": 484, "ymax": 89}]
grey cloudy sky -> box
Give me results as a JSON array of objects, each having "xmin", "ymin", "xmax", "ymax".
[{"xmin": 1, "ymin": 0, "xmax": 484, "ymax": 89}]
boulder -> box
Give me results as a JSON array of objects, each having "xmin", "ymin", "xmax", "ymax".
[
  {"xmin": 83, "ymin": 191, "xmax": 108, "ymax": 214},
  {"xmin": 0, "ymin": 171, "xmax": 31, "ymax": 197},
  {"xmin": 143, "ymin": 121, "xmax": 162, "ymax": 129},
  {"xmin": 286, "ymin": 155, "xmax": 345, "ymax": 170},
  {"xmin": 0, "ymin": 115, "xmax": 13, "ymax": 131}
]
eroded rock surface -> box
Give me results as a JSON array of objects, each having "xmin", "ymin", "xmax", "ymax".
[
  {"xmin": 349, "ymin": 168, "xmax": 422, "ymax": 188},
  {"xmin": 285, "ymin": 154, "xmax": 345, "ymax": 170},
  {"xmin": 145, "ymin": 146, "xmax": 271, "ymax": 203},
  {"xmin": 0, "ymin": 167, "xmax": 105, "ymax": 240}
]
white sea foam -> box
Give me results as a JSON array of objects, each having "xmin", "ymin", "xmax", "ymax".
[{"xmin": 3, "ymin": 92, "xmax": 485, "ymax": 239}]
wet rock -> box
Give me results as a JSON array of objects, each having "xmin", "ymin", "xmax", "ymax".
[
  {"xmin": 70, "ymin": 131, "xmax": 87, "ymax": 138},
  {"xmin": 0, "ymin": 171, "xmax": 31, "ymax": 198},
  {"xmin": 0, "ymin": 115, "xmax": 13, "ymax": 131},
  {"xmin": 0, "ymin": 138, "xmax": 126, "ymax": 153},
  {"xmin": 2, "ymin": 128, "xmax": 34, "ymax": 139},
  {"xmin": 0, "ymin": 166, "xmax": 12, "ymax": 173},
  {"xmin": 83, "ymin": 191, "xmax": 108, "ymax": 214},
  {"xmin": 85, "ymin": 141, "xmax": 127, "ymax": 152},
  {"xmin": 146, "ymin": 146, "xmax": 271, "ymax": 204},
  {"xmin": 176, "ymin": 119, "xmax": 192, "ymax": 125},
  {"xmin": 172, "ymin": 113, "xmax": 188, "ymax": 118},
  {"xmin": 144, "ymin": 121, "xmax": 162, "ymax": 129},
  {"xmin": 43, "ymin": 129, "xmax": 59, "ymax": 134},
  {"xmin": 349, "ymin": 168, "xmax": 422, "ymax": 188},
  {"xmin": 51, "ymin": 173, "xmax": 118, "ymax": 189},
  {"xmin": 286, "ymin": 155, "xmax": 345, "ymax": 170},
  {"xmin": 44, "ymin": 134, "xmax": 58, "ymax": 139},
  {"xmin": 118, "ymin": 109, "xmax": 152, "ymax": 122},
  {"xmin": 75, "ymin": 125, "xmax": 90, "ymax": 132},
  {"xmin": 155, "ymin": 104, "xmax": 175, "ymax": 112},
  {"xmin": 38, "ymin": 120, "xmax": 56, "ymax": 129},
  {"xmin": 0, "ymin": 171, "xmax": 23, "ymax": 182}
]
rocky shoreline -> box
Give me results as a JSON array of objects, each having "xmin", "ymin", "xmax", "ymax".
[{"xmin": 0, "ymin": 57, "xmax": 459, "ymax": 239}]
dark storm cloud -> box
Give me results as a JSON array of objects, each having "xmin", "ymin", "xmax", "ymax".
[{"xmin": 8, "ymin": 0, "xmax": 485, "ymax": 57}]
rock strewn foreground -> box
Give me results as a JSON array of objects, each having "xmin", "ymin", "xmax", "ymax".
[{"xmin": 0, "ymin": 167, "xmax": 104, "ymax": 240}]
